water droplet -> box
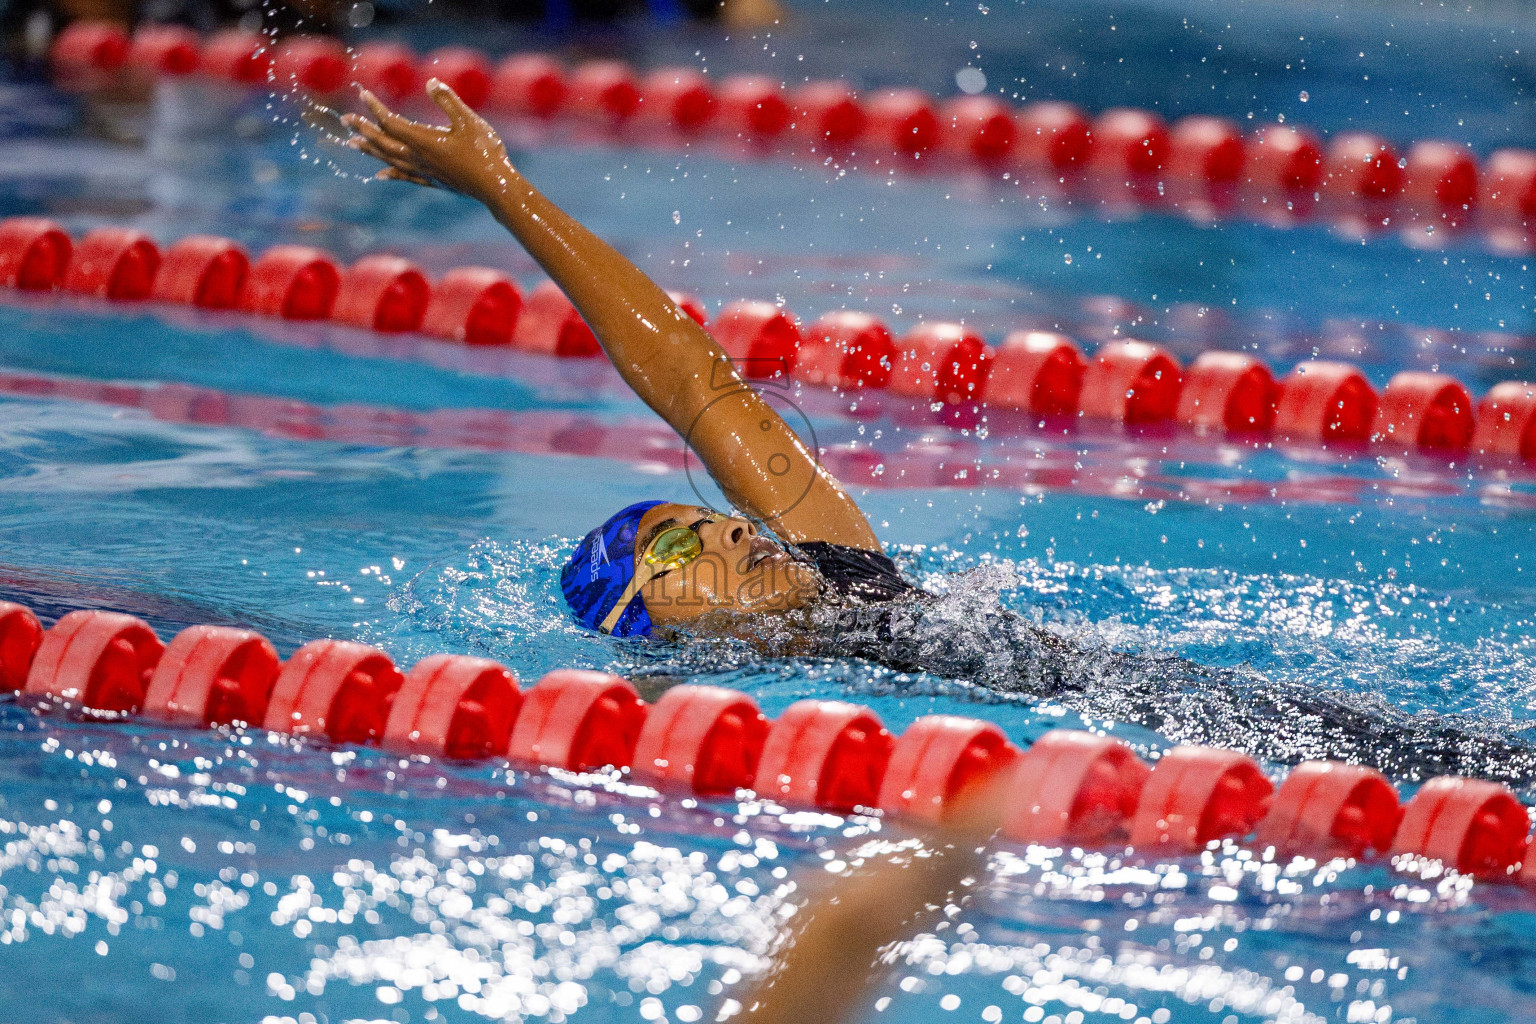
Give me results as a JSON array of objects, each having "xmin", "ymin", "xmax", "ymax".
[
  {"xmin": 956, "ymin": 67, "xmax": 987, "ymax": 94},
  {"xmin": 1299, "ymin": 90, "xmax": 1310, "ymax": 102}
]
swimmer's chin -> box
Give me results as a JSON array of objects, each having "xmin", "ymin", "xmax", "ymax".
[{"xmin": 642, "ymin": 603, "xmax": 821, "ymax": 652}]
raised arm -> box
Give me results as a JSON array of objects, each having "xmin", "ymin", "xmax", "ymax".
[{"xmin": 344, "ymin": 80, "xmax": 878, "ymax": 550}]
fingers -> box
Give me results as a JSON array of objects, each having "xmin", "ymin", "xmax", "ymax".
[
  {"xmin": 344, "ymin": 128, "xmax": 432, "ymax": 176},
  {"xmin": 347, "ymin": 134, "xmax": 396, "ymax": 164},
  {"xmin": 358, "ymin": 87, "xmax": 405, "ymax": 128},
  {"xmin": 342, "ymin": 113, "xmax": 413, "ymax": 161},
  {"xmin": 377, "ymin": 167, "xmax": 436, "ymax": 188},
  {"xmin": 426, "ymin": 77, "xmax": 476, "ymax": 129},
  {"xmin": 359, "ymin": 88, "xmax": 441, "ymax": 148},
  {"xmin": 349, "ymin": 136, "xmax": 431, "ymax": 178}
]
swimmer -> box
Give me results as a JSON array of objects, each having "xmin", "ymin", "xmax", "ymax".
[
  {"xmin": 344, "ymin": 80, "xmax": 1536, "ymax": 795},
  {"xmin": 343, "ymin": 78, "xmax": 906, "ymax": 634}
]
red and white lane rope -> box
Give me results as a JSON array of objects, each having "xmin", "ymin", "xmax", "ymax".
[
  {"xmin": 44, "ymin": 22, "xmax": 1536, "ymax": 251},
  {"xmin": 1, "ymin": 599, "xmax": 1534, "ymax": 885},
  {"xmin": 5, "ymin": 216, "xmax": 1535, "ymax": 468},
  {"xmin": 12, "ymin": 366, "xmax": 1506, "ymax": 508}
]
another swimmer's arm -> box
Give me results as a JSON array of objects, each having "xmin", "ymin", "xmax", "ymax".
[
  {"xmin": 344, "ymin": 81, "xmax": 878, "ymax": 548},
  {"xmin": 737, "ymin": 767, "xmax": 1006, "ymax": 1023}
]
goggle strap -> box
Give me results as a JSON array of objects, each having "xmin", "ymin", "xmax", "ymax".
[{"xmin": 599, "ymin": 560, "xmax": 661, "ymax": 634}]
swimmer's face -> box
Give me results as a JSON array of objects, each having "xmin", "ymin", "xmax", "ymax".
[{"xmin": 635, "ymin": 503, "xmax": 820, "ymax": 626}]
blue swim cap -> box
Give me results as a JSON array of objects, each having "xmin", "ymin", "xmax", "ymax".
[{"xmin": 561, "ymin": 499, "xmax": 667, "ymax": 637}]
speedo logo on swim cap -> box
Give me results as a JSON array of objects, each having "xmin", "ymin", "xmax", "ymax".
[{"xmin": 591, "ymin": 532, "xmax": 608, "ymax": 572}]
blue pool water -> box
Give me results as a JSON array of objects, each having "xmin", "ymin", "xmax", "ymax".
[{"xmin": 4, "ymin": 0, "xmax": 1536, "ymax": 1020}]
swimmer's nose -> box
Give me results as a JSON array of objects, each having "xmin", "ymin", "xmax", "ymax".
[{"xmin": 706, "ymin": 517, "xmax": 753, "ymax": 550}]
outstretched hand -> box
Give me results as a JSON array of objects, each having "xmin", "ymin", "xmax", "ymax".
[{"xmin": 343, "ymin": 79, "xmax": 512, "ymax": 200}]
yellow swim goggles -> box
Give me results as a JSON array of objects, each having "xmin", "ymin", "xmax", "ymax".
[{"xmin": 599, "ymin": 515, "xmax": 720, "ymax": 634}]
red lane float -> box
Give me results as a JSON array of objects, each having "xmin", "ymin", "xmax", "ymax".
[
  {"xmin": 127, "ymin": 25, "xmax": 201, "ymax": 77},
  {"xmin": 1091, "ymin": 109, "xmax": 1169, "ymax": 177},
  {"xmin": 491, "ymin": 54, "xmax": 567, "ymax": 119},
  {"xmin": 512, "ymin": 281, "xmax": 600, "ymax": 356},
  {"xmin": 1374, "ymin": 371, "xmax": 1474, "ymax": 451},
  {"xmin": 1274, "ymin": 360, "xmax": 1378, "ymax": 444},
  {"xmin": 199, "ymin": 30, "xmax": 272, "ymax": 86},
  {"xmin": 58, "ymin": 25, "xmax": 1536, "ymax": 247},
  {"xmin": 890, "ymin": 322, "xmax": 993, "ymax": 404},
  {"xmin": 1256, "ymin": 761, "xmax": 1402, "ymax": 860},
  {"xmin": 333, "ymin": 255, "xmax": 431, "ymax": 333},
  {"xmin": 1473, "ymin": 381, "xmax": 1536, "ymax": 460},
  {"xmin": 142, "ymin": 625, "xmax": 281, "ymax": 727},
  {"xmin": 1392, "ymin": 776, "xmax": 1530, "ymax": 877},
  {"xmin": 384, "ymin": 654, "xmax": 521, "ymax": 759},
  {"xmin": 1014, "ymin": 102, "xmax": 1093, "ymax": 171},
  {"xmin": 716, "ymin": 76, "xmax": 792, "ymax": 140},
  {"xmin": 9, "ymin": 588, "xmax": 1536, "ymax": 892},
  {"xmin": 1325, "ymin": 133, "xmax": 1404, "ymax": 200},
  {"xmin": 1004, "ymin": 730, "xmax": 1150, "ymax": 846},
  {"xmin": 19, "ymin": 217, "xmax": 1536, "ymax": 470},
  {"xmin": 1078, "ymin": 340, "xmax": 1182, "ymax": 423},
  {"xmin": 270, "ymin": 36, "xmax": 349, "ymax": 95},
  {"xmin": 1404, "ymin": 141, "xmax": 1479, "ymax": 214},
  {"xmin": 1128, "ymin": 746, "xmax": 1274, "ymax": 853},
  {"xmin": 941, "ymin": 96, "xmax": 1017, "ymax": 164},
  {"xmin": 987, "ymin": 330, "xmax": 1086, "ymax": 415},
  {"xmin": 151, "ymin": 235, "xmax": 249, "ymax": 308},
  {"xmin": 262, "ymin": 639, "xmax": 404, "ymax": 743},
  {"xmin": 794, "ymin": 311, "xmax": 895, "ymax": 390},
  {"xmin": 50, "ymin": 21, "xmax": 130, "ymax": 75},
  {"xmin": 639, "ymin": 68, "xmax": 716, "ymax": 134},
  {"xmin": 709, "ymin": 301, "xmax": 802, "ymax": 378},
  {"xmin": 422, "ymin": 47, "xmax": 492, "ymax": 109},
  {"xmin": 1176, "ymin": 351, "xmax": 1277, "ymax": 435},
  {"xmin": 0, "ymin": 217, "xmax": 72, "ymax": 291},
  {"xmin": 792, "ymin": 82, "xmax": 866, "ymax": 148},
  {"xmin": 861, "ymin": 89, "xmax": 939, "ymax": 156},
  {"xmin": 351, "ymin": 41, "xmax": 419, "ymax": 104},
  {"xmin": 24, "ymin": 610, "xmax": 165, "ymax": 713},
  {"xmin": 242, "ymin": 245, "xmax": 341, "ymax": 320},
  {"xmin": 1168, "ymin": 116, "xmax": 1246, "ymax": 184},
  {"xmin": 422, "ymin": 266, "xmax": 521, "ymax": 346},
  {"xmin": 877, "ymin": 715, "xmax": 1019, "ymax": 823},
  {"xmin": 568, "ymin": 60, "xmax": 642, "ymax": 123},
  {"xmin": 0, "ymin": 602, "xmax": 44, "ymax": 691},
  {"xmin": 632, "ymin": 684, "xmax": 769, "ymax": 795},
  {"xmin": 1483, "ymin": 149, "xmax": 1536, "ymax": 223},
  {"xmin": 1247, "ymin": 125, "xmax": 1324, "ymax": 194},
  {"xmin": 506, "ymin": 669, "xmax": 648, "ymax": 772},
  {"xmin": 754, "ymin": 699, "xmax": 893, "ymax": 812},
  {"xmin": 62, "ymin": 228, "xmax": 160, "ymax": 301}
]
